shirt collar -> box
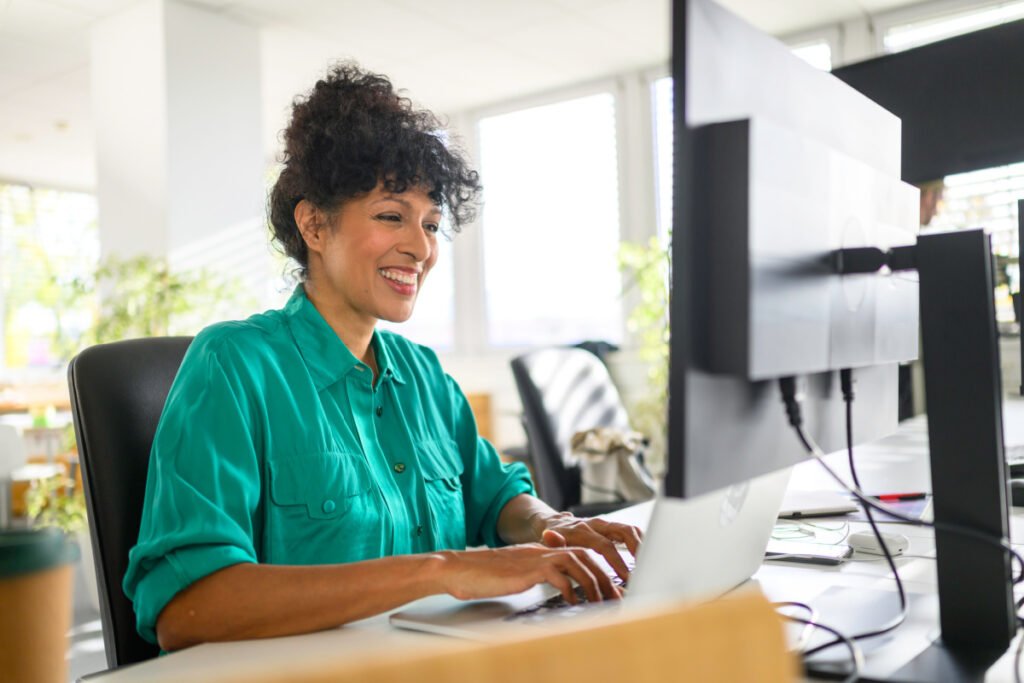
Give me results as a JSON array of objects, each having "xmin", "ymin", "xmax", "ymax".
[
  {"xmin": 371, "ymin": 330, "xmax": 407, "ymax": 386},
  {"xmin": 284, "ymin": 285, "xmax": 406, "ymax": 390}
]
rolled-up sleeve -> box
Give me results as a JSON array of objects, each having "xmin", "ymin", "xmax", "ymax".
[
  {"xmin": 447, "ymin": 376, "xmax": 534, "ymax": 548},
  {"xmin": 123, "ymin": 338, "xmax": 261, "ymax": 645}
]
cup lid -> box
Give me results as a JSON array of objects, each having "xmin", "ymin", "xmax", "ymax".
[{"xmin": 0, "ymin": 528, "xmax": 80, "ymax": 579}]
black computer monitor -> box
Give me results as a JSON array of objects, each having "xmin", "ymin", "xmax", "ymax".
[
  {"xmin": 666, "ymin": 0, "xmax": 1018, "ymax": 663},
  {"xmin": 666, "ymin": 0, "xmax": 919, "ymax": 498}
]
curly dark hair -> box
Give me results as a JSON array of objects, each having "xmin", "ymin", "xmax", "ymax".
[{"xmin": 269, "ymin": 62, "xmax": 482, "ymax": 277}]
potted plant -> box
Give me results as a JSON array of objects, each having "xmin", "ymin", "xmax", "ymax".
[
  {"xmin": 618, "ymin": 235, "xmax": 670, "ymax": 476},
  {"xmin": 24, "ymin": 464, "xmax": 97, "ymax": 611},
  {"xmin": 66, "ymin": 254, "xmax": 251, "ymax": 345},
  {"xmin": 34, "ymin": 255, "xmax": 252, "ymax": 612}
]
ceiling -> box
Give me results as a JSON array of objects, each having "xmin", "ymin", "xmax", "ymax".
[{"xmin": 0, "ymin": 0, "xmax": 936, "ymax": 192}]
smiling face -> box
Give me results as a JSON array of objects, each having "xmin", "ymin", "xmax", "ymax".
[{"xmin": 297, "ymin": 183, "xmax": 441, "ymax": 332}]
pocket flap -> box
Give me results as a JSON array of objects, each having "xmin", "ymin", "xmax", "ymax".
[
  {"xmin": 416, "ymin": 440, "xmax": 465, "ymax": 483},
  {"xmin": 269, "ymin": 452, "xmax": 371, "ymax": 518}
]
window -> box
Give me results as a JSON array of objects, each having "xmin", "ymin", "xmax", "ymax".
[
  {"xmin": 0, "ymin": 183, "xmax": 99, "ymax": 371},
  {"xmin": 927, "ymin": 163, "xmax": 1024, "ymax": 322},
  {"xmin": 478, "ymin": 93, "xmax": 623, "ymax": 347},
  {"xmin": 653, "ymin": 76, "xmax": 673, "ymax": 243},
  {"xmin": 789, "ymin": 39, "xmax": 833, "ymax": 71},
  {"xmin": 883, "ymin": 1, "xmax": 1024, "ymax": 53}
]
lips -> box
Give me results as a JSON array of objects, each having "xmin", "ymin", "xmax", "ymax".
[{"xmin": 378, "ymin": 268, "xmax": 418, "ymax": 285}]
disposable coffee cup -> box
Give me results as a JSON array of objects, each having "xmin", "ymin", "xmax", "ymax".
[{"xmin": 0, "ymin": 528, "xmax": 80, "ymax": 683}]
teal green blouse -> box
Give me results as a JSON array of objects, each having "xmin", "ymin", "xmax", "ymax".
[{"xmin": 123, "ymin": 286, "xmax": 534, "ymax": 645}]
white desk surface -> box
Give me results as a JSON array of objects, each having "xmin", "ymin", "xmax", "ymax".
[{"xmin": 82, "ymin": 398, "xmax": 1024, "ymax": 683}]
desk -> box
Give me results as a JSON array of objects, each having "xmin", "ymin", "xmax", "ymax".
[
  {"xmin": 81, "ymin": 402, "xmax": 1024, "ymax": 683},
  {"xmin": 762, "ymin": 396, "xmax": 1024, "ymax": 681}
]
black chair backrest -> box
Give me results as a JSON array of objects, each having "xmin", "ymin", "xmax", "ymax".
[
  {"xmin": 510, "ymin": 348, "xmax": 631, "ymax": 512},
  {"xmin": 67, "ymin": 337, "xmax": 192, "ymax": 668}
]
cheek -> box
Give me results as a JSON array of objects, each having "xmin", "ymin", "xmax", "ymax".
[{"xmin": 424, "ymin": 243, "xmax": 439, "ymax": 273}]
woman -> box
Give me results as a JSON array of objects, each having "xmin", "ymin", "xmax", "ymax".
[{"xmin": 124, "ymin": 63, "xmax": 642, "ymax": 653}]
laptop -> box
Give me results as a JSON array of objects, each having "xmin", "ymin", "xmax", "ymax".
[
  {"xmin": 777, "ymin": 489, "xmax": 858, "ymax": 518},
  {"xmin": 389, "ymin": 466, "xmax": 792, "ymax": 639}
]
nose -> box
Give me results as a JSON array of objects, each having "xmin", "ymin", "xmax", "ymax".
[{"xmin": 399, "ymin": 225, "xmax": 433, "ymax": 263}]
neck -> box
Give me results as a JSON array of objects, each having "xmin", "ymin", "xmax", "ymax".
[{"xmin": 302, "ymin": 280, "xmax": 376, "ymax": 368}]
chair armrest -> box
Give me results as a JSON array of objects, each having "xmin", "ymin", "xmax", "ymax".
[
  {"xmin": 500, "ymin": 445, "xmax": 531, "ymax": 464},
  {"xmin": 569, "ymin": 500, "xmax": 635, "ymax": 517}
]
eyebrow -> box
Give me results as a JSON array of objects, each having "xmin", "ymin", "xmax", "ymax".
[{"xmin": 372, "ymin": 196, "xmax": 442, "ymax": 216}]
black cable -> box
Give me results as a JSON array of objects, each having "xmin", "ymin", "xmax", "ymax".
[
  {"xmin": 801, "ymin": 369, "xmax": 908, "ymax": 659},
  {"xmin": 785, "ymin": 614, "xmax": 864, "ymax": 683},
  {"xmin": 779, "ymin": 373, "xmax": 1024, "ymax": 674},
  {"xmin": 772, "ymin": 600, "xmax": 819, "ymax": 651},
  {"xmin": 778, "ymin": 376, "xmax": 1024, "ymax": 585}
]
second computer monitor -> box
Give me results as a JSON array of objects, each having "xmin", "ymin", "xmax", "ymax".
[{"xmin": 666, "ymin": 0, "xmax": 920, "ymax": 497}]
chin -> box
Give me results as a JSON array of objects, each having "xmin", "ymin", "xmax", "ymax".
[{"xmin": 378, "ymin": 309, "xmax": 415, "ymax": 324}]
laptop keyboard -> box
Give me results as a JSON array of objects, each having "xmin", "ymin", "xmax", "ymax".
[{"xmin": 505, "ymin": 557, "xmax": 633, "ymax": 623}]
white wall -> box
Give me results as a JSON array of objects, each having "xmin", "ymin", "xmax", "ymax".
[
  {"xmin": 164, "ymin": 0, "xmax": 264, "ymax": 254},
  {"xmin": 91, "ymin": 0, "xmax": 169, "ymax": 258}
]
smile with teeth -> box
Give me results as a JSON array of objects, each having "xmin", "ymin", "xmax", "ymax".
[{"xmin": 379, "ymin": 268, "xmax": 418, "ymax": 286}]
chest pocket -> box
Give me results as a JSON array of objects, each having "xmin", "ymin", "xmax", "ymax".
[
  {"xmin": 417, "ymin": 439, "xmax": 466, "ymax": 550},
  {"xmin": 266, "ymin": 451, "xmax": 381, "ymax": 564}
]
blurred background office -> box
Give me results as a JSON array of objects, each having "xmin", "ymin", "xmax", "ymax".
[{"xmin": 2, "ymin": 0, "xmax": 1024, "ymax": 679}]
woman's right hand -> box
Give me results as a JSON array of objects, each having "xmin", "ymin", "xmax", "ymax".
[{"xmin": 434, "ymin": 543, "xmax": 622, "ymax": 604}]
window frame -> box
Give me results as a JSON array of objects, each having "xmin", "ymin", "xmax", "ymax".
[
  {"xmin": 871, "ymin": 0, "xmax": 1010, "ymax": 54},
  {"xmin": 780, "ymin": 26, "xmax": 841, "ymax": 70},
  {"xmin": 453, "ymin": 74, "xmax": 650, "ymax": 356}
]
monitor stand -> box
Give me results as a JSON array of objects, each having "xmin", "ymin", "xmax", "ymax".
[
  {"xmin": 889, "ymin": 642, "xmax": 1007, "ymax": 682},
  {"xmin": 809, "ymin": 228, "xmax": 1016, "ymax": 682},
  {"xmin": 918, "ymin": 228, "xmax": 1015, "ymax": 654},
  {"xmin": 894, "ymin": 228, "xmax": 1015, "ymax": 681}
]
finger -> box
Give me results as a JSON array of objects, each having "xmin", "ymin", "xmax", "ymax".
[
  {"xmin": 541, "ymin": 529, "xmax": 568, "ymax": 548},
  {"xmin": 591, "ymin": 536, "xmax": 631, "ymax": 583},
  {"xmin": 576, "ymin": 547, "xmax": 623, "ymax": 600},
  {"xmin": 565, "ymin": 521, "xmax": 631, "ymax": 581},
  {"xmin": 543, "ymin": 565, "xmax": 576, "ymax": 604},
  {"xmin": 568, "ymin": 548, "xmax": 623, "ymax": 602},
  {"xmin": 559, "ymin": 552, "xmax": 602, "ymax": 603},
  {"xmin": 612, "ymin": 525, "xmax": 644, "ymax": 559},
  {"xmin": 590, "ymin": 520, "xmax": 644, "ymax": 559}
]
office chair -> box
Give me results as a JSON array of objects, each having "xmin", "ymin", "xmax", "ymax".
[
  {"xmin": 67, "ymin": 337, "xmax": 192, "ymax": 669},
  {"xmin": 510, "ymin": 347, "xmax": 636, "ymax": 516}
]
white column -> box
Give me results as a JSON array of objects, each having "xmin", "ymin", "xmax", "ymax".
[{"xmin": 90, "ymin": 0, "xmax": 263, "ymax": 268}]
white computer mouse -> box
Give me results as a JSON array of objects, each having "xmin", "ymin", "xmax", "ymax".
[{"xmin": 847, "ymin": 530, "xmax": 910, "ymax": 556}]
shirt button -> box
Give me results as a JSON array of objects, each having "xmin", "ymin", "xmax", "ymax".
[
  {"xmin": 415, "ymin": 525, "xmax": 423, "ymax": 537},
  {"xmin": 376, "ymin": 405, "xmax": 383, "ymax": 417},
  {"xmin": 322, "ymin": 500, "xmax": 336, "ymax": 514},
  {"xmin": 394, "ymin": 462, "xmax": 406, "ymax": 474}
]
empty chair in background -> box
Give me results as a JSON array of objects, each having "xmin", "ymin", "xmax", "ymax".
[{"xmin": 511, "ymin": 347, "xmax": 641, "ymax": 516}]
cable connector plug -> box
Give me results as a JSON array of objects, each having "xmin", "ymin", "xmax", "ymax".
[
  {"xmin": 840, "ymin": 368, "xmax": 854, "ymax": 403},
  {"xmin": 779, "ymin": 376, "xmax": 804, "ymax": 428}
]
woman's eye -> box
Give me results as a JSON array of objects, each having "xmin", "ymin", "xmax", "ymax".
[
  {"xmin": 377, "ymin": 213, "xmax": 401, "ymax": 223},
  {"xmin": 424, "ymin": 223, "xmax": 440, "ymax": 234}
]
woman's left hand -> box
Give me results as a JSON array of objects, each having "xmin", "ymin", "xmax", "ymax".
[{"xmin": 536, "ymin": 514, "xmax": 643, "ymax": 583}]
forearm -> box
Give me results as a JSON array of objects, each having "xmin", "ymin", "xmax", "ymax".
[
  {"xmin": 496, "ymin": 493, "xmax": 572, "ymax": 545},
  {"xmin": 156, "ymin": 553, "xmax": 445, "ymax": 651}
]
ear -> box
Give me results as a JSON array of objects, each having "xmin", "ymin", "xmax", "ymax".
[{"xmin": 294, "ymin": 199, "xmax": 328, "ymax": 255}]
